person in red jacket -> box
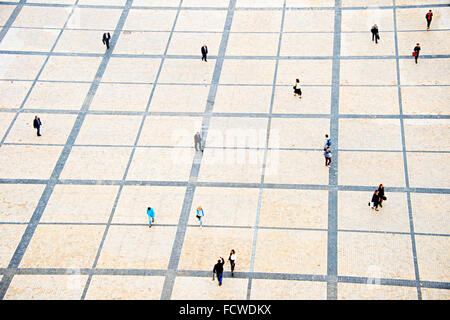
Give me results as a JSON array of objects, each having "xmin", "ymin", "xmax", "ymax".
[{"xmin": 426, "ymin": 10, "xmax": 433, "ymax": 30}]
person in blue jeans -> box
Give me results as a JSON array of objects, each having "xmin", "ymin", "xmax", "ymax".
[
  {"xmin": 213, "ymin": 257, "xmax": 225, "ymax": 286},
  {"xmin": 147, "ymin": 207, "xmax": 155, "ymax": 228},
  {"xmin": 196, "ymin": 206, "xmax": 204, "ymax": 227}
]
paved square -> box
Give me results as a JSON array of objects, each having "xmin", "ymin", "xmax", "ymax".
[{"xmin": 0, "ymin": 0, "xmax": 448, "ymax": 301}]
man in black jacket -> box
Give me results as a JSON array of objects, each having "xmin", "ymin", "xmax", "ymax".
[
  {"xmin": 102, "ymin": 32, "xmax": 111, "ymax": 50},
  {"xmin": 213, "ymin": 257, "xmax": 225, "ymax": 286},
  {"xmin": 371, "ymin": 24, "xmax": 379, "ymax": 44},
  {"xmin": 201, "ymin": 44, "xmax": 208, "ymax": 62},
  {"xmin": 33, "ymin": 115, "xmax": 42, "ymax": 136},
  {"xmin": 426, "ymin": 10, "xmax": 433, "ymax": 30}
]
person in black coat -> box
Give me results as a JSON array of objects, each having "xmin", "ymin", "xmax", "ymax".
[
  {"xmin": 201, "ymin": 44, "xmax": 208, "ymax": 62},
  {"xmin": 33, "ymin": 115, "xmax": 42, "ymax": 136},
  {"xmin": 378, "ymin": 184, "xmax": 386, "ymax": 208},
  {"xmin": 371, "ymin": 24, "xmax": 379, "ymax": 44},
  {"xmin": 102, "ymin": 32, "xmax": 111, "ymax": 49},
  {"xmin": 426, "ymin": 10, "xmax": 433, "ymax": 30},
  {"xmin": 371, "ymin": 190, "xmax": 380, "ymax": 211},
  {"xmin": 413, "ymin": 43, "xmax": 421, "ymax": 64},
  {"xmin": 212, "ymin": 257, "xmax": 225, "ymax": 286}
]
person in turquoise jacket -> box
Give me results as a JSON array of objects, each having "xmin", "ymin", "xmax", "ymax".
[
  {"xmin": 147, "ymin": 207, "xmax": 155, "ymax": 228},
  {"xmin": 196, "ymin": 206, "xmax": 204, "ymax": 227}
]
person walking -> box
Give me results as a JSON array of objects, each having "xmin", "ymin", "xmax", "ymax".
[
  {"xmin": 426, "ymin": 10, "xmax": 433, "ymax": 30},
  {"xmin": 371, "ymin": 24, "xmax": 379, "ymax": 43},
  {"xmin": 324, "ymin": 134, "xmax": 331, "ymax": 150},
  {"xmin": 413, "ymin": 43, "xmax": 421, "ymax": 64},
  {"xmin": 196, "ymin": 206, "xmax": 204, "ymax": 227},
  {"xmin": 146, "ymin": 207, "xmax": 155, "ymax": 228},
  {"xmin": 194, "ymin": 132, "xmax": 202, "ymax": 152},
  {"xmin": 228, "ymin": 249, "xmax": 236, "ymax": 277},
  {"xmin": 33, "ymin": 115, "xmax": 42, "ymax": 137},
  {"xmin": 324, "ymin": 147, "xmax": 332, "ymax": 167},
  {"xmin": 201, "ymin": 44, "xmax": 208, "ymax": 62},
  {"xmin": 212, "ymin": 257, "xmax": 225, "ymax": 286},
  {"xmin": 102, "ymin": 32, "xmax": 111, "ymax": 50},
  {"xmin": 378, "ymin": 184, "xmax": 386, "ymax": 208},
  {"xmin": 293, "ymin": 78, "xmax": 302, "ymax": 99},
  {"xmin": 370, "ymin": 190, "xmax": 380, "ymax": 211}
]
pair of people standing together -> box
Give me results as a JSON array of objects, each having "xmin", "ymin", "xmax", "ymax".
[
  {"xmin": 370, "ymin": 184, "xmax": 386, "ymax": 212},
  {"xmin": 213, "ymin": 250, "xmax": 237, "ymax": 286}
]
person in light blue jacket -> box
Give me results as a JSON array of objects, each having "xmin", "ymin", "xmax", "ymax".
[
  {"xmin": 196, "ymin": 206, "xmax": 204, "ymax": 227},
  {"xmin": 147, "ymin": 207, "xmax": 155, "ymax": 228}
]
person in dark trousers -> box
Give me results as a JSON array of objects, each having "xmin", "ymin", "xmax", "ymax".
[
  {"xmin": 413, "ymin": 43, "xmax": 421, "ymax": 64},
  {"xmin": 370, "ymin": 190, "xmax": 380, "ymax": 211},
  {"xmin": 426, "ymin": 10, "xmax": 433, "ymax": 30},
  {"xmin": 194, "ymin": 132, "xmax": 202, "ymax": 152},
  {"xmin": 324, "ymin": 147, "xmax": 332, "ymax": 167},
  {"xmin": 293, "ymin": 78, "xmax": 302, "ymax": 99},
  {"xmin": 377, "ymin": 184, "xmax": 386, "ymax": 208},
  {"xmin": 371, "ymin": 24, "xmax": 379, "ymax": 43},
  {"xmin": 201, "ymin": 44, "xmax": 208, "ymax": 62},
  {"xmin": 228, "ymin": 249, "xmax": 236, "ymax": 277},
  {"xmin": 212, "ymin": 257, "xmax": 225, "ymax": 286},
  {"xmin": 102, "ymin": 32, "xmax": 111, "ymax": 50},
  {"xmin": 33, "ymin": 115, "xmax": 42, "ymax": 136}
]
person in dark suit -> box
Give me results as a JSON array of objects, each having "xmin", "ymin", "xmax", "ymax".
[
  {"xmin": 201, "ymin": 44, "xmax": 208, "ymax": 62},
  {"xmin": 33, "ymin": 115, "xmax": 42, "ymax": 136},
  {"xmin": 371, "ymin": 24, "xmax": 379, "ymax": 44},
  {"xmin": 413, "ymin": 43, "xmax": 421, "ymax": 64},
  {"xmin": 102, "ymin": 32, "xmax": 111, "ymax": 49},
  {"xmin": 426, "ymin": 10, "xmax": 433, "ymax": 30}
]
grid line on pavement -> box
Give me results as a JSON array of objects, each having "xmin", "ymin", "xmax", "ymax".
[
  {"xmin": 160, "ymin": 0, "xmax": 237, "ymax": 300},
  {"xmin": 246, "ymin": 0, "xmax": 287, "ymax": 301},
  {"xmin": 393, "ymin": 0, "xmax": 422, "ymax": 300}
]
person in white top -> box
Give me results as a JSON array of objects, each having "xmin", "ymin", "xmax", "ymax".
[
  {"xmin": 324, "ymin": 134, "xmax": 331, "ymax": 150},
  {"xmin": 228, "ymin": 249, "xmax": 236, "ymax": 277},
  {"xmin": 293, "ymin": 78, "xmax": 302, "ymax": 99}
]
